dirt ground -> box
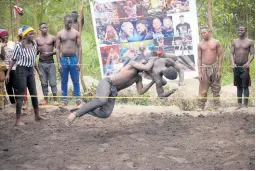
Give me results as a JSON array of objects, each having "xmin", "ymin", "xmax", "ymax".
[{"xmin": 0, "ymin": 105, "xmax": 254, "ymax": 170}]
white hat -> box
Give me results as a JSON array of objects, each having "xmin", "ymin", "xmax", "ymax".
[{"xmin": 18, "ymin": 28, "xmax": 22, "ymax": 36}]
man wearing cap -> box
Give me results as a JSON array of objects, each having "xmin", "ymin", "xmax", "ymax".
[
  {"xmin": 6, "ymin": 25, "xmax": 45, "ymax": 126},
  {"xmin": 18, "ymin": 27, "xmax": 29, "ymax": 109}
]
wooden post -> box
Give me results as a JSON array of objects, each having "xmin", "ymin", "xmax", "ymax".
[
  {"xmin": 10, "ymin": 1, "xmax": 14, "ymax": 41},
  {"xmin": 16, "ymin": 0, "xmax": 20, "ymax": 33},
  {"xmin": 40, "ymin": 0, "xmax": 44, "ymax": 22},
  {"xmin": 79, "ymin": 0, "xmax": 87, "ymax": 93},
  {"xmin": 207, "ymin": 0, "xmax": 213, "ymax": 32}
]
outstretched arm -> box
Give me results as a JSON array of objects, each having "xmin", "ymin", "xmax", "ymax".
[
  {"xmin": 130, "ymin": 57, "xmax": 157, "ymax": 71},
  {"xmin": 136, "ymin": 75, "xmax": 155, "ymax": 95},
  {"xmin": 172, "ymin": 62, "xmax": 184, "ymax": 86},
  {"xmin": 156, "ymin": 83, "xmax": 177, "ymax": 97}
]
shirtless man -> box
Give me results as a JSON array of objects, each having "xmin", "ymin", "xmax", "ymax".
[
  {"xmin": 144, "ymin": 53, "xmax": 185, "ymax": 97},
  {"xmin": 197, "ymin": 27, "xmax": 222, "ymax": 110},
  {"xmin": 36, "ymin": 22, "xmax": 58, "ymax": 106},
  {"xmin": 71, "ymin": 11, "xmax": 84, "ymax": 32},
  {"xmin": 71, "ymin": 11, "xmax": 79, "ymax": 31},
  {"xmin": 65, "ymin": 57, "xmax": 157, "ymax": 126},
  {"xmin": 56, "ymin": 15, "xmax": 82, "ymax": 105},
  {"xmin": 231, "ymin": 25, "xmax": 254, "ymax": 109}
]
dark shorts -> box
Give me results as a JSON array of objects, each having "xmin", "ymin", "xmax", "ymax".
[
  {"xmin": 88, "ymin": 77, "xmax": 118, "ymax": 118},
  {"xmin": 233, "ymin": 67, "xmax": 251, "ymax": 87}
]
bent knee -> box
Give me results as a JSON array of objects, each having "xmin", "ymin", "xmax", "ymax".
[
  {"xmin": 97, "ymin": 98, "xmax": 108, "ymax": 105},
  {"xmin": 99, "ymin": 113, "xmax": 111, "ymax": 119}
]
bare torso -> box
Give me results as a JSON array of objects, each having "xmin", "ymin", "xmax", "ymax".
[
  {"xmin": 232, "ymin": 38, "xmax": 253, "ymax": 65},
  {"xmin": 110, "ymin": 64, "xmax": 140, "ymax": 91},
  {"xmin": 72, "ymin": 22, "xmax": 80, "ymax": 32},
  {"xmin": 199, "ymin": 39, "xmax": 219, "ymax": 65},
  {"xmin": 36, "ymin": 34, "xmax": 55, "ymax": 60},
  {"xmin": 59, "ymin": 28, "xmax": 78, "ymax": 56}
]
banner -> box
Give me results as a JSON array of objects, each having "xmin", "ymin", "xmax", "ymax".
[{"xmin": 91, "ymin": 0, "xmax": 199, "ymax": 78}]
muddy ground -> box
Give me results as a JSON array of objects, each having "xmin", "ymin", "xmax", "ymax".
[{"xmin": 0, "ymin": 105, "xmax": 255, "ymax": 170}]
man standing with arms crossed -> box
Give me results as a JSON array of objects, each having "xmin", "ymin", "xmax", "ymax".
[
  {"xmin": 56, "ymin": 15, "xmax": 82, "ymax": 106},
  {"xmin": 231, "ymin": 25, "xmax": 254, "ymax": 109},
  {"xmin": 197, "ymin": 27, "xmax": 222, "ymax": 110},
  {"xmin": 36, "ymin": 22, "xmax": 59, "ymax": 106}
]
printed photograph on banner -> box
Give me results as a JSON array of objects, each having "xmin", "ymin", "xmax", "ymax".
[
  {"xmin": 115, "ymin": 0, "xmax": 138, "ymax": 22},
  {"xmin": 153, "ymin": 37, "xmax": 175, "ymax": 55},
  {"xmin": 165, "ymin": 0, "xmax": 190, "ymax": 14},
  {"xmin": 119, "ymin": 20, "xmax": 142, "ymax": 43},
  {"xmin": 175, "ymin": 55, "xmax": 195, "ymax": 71},
  {"xmin": 97, "ymin": 25, "xmax": 120, "ymax": 45},
  {"xmin": 147, "ymin": 16, "xmax": 174, "ymax": 39},
  {"xmin": 136, "ymin": 0, "xmax": 166, "ymax": 17},
  {"xmin": 135, "ymin": 19, "xmax": 154, "ymax": 41},
  {"xmin": 100, "ymin": 45, "xmax": 122, "ymax": 76},
  {"xmin": 172, "ymin": 13, "xmax": 191, "ymax": 37},
  {"xmin": 120, "ymin": 40, "xmax": 154, "ymax": 62},
  {"xmin": 173, "ymin": 36, "xmax": 195, "ymax": 71},
  {"xmin": 173, "ymin": 35, "xmax": 193, "ymax": 56},
  {"xmin": 94, "ymin": 2, "xmax": 120, "ymax": 27}
]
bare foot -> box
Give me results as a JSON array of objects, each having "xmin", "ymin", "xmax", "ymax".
[
  {"xmin": 15, "ymin": 120, "xmax": 26, "ymax": 126},
  {"xmin": 70, "ymin": 102, "xmax": 86, "ymax": 112},
  {"xmin": 22, "ymin": 103, "xmax": 28, "ymax": 110},
  {"xmin": 65, "ymin": 113, "xmax": 77, "ymax": 127},
  {"xmin": 77, "ymin": 101, "xmax": 86, "ymax": 108},
  {"xmin": 53, "ymin": 101, "xmax": 59, "ymax": 106},
  {"xmin": 35, "ymin": 115, "xmax": 47, "ymax": 121}
]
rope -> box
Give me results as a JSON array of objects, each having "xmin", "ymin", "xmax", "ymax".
[{"xmin": 0, "ymin": 94, "xmax": 254, "ymax": 99}]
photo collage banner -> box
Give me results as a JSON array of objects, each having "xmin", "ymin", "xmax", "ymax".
[{"xmin": 91, "ymin": 0, "xmax": 199, "ymax": 78}]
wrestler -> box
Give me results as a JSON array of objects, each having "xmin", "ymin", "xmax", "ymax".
[
  {"xmin": 197, "ymin": 27, "xmax": 222, "ymax": 110},
  {"xmin": 231, "ymin": 25, "xmax": 254, "ymax": 109}
]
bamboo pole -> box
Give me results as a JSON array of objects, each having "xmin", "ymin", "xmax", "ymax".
[
  {"xmin": 207, "ymin": 0, "xmax": 213, "ymax": 32},
  {"xmin": 79, "ymin": 0, "xmax": 87, "ymax": 93},
  {"xmin": 16, "ymin": 0, "xmax": 20, "ymax": 33},
  {"xmin": 10, "ymin": 0, "xmax": 14, "ymax": 41}
]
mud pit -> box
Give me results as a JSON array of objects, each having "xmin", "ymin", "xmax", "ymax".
[{"xmin": 0, "ymin": 105, "xmax": 254, "ymax": 170}]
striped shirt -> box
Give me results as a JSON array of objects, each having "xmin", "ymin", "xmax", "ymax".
[{"xmin": 12, "ymin": 41, "xmax": 37, "ymax": 67}]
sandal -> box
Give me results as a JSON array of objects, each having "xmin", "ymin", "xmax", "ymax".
[{"xmin": 39, "ymin": 100, "xmax": 48, "ymax": 105}]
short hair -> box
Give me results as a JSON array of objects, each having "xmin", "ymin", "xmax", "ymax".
[
  {"xmin": 200, "ymin": 26, "xmax": 211, "ymax": 32},
  {"xmin": 64, "ymin": 14, "xmax": 72, "ymax": 21},
  {"xmin": 238, "ymin": 24, "xmax": 247, "ymax": 29},
  {"xmin": 136, "ymin": 20, "xmax": 148, "ymax": 27},
  {"xmin": 163, "ymin": 17, "xmax": 172, "ymax": 21},
  {"xmin": 163, "ymin": 67, "xmax": 177, "ymax": 80},
  {"xmin": 39, "ymin": 22, "xmax": 47, "ymax": 27},
  {"xmin": 72, "ymin": 11, "xmax": 78, "ymax": 14},
  {"xmin": 179, "ymin": 15, "xmax": 184, "ymax": 18}
]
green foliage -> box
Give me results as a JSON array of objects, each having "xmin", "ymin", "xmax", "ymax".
[
  {"xmin": 197, "ymin": 0, "xmax": 255, "ymax": 85},
  {"xmin": 0, "ymin": 0, "xmax": 254, "ymax": 85}
]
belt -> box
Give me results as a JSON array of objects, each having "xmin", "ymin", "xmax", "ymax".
[
  {"xmin": 39, "ymin": 58, "xmax": 54, "ymax": 63},
  {"xmin": 62, "ymin": 55, "xmax": 76, "ymax": 57}
]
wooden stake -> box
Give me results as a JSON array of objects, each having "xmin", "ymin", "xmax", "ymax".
[
  {"xmin": 79, "ymin": 0, "xmax": 87, "ymax": 93},
  {"xmin": 207, "ymin": 0, "xmax": 213, "ymax": 32}
]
